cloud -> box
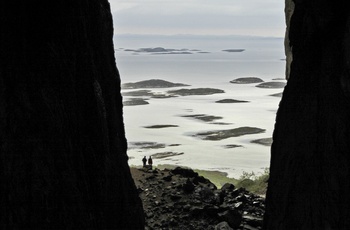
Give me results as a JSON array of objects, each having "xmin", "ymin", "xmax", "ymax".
[{"xmin": 109, "ymin": 0, "xmax": 285, "ymax": 37}]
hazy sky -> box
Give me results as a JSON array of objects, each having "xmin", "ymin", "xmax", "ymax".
[{"xmin": 109, "ymin": 0, "xmax": 285, "ymax": 37}]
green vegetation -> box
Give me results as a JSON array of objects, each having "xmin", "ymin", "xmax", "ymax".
[{"xmin": 236, "ymin": 168, "xmax": 269, "ymax": 195}]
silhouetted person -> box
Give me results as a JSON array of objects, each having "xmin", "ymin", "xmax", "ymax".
[
  {"xmin": 148, "ymin": 156, "xmax": 153, "ymax": 169},
  {"xmin": 142, "ymin": 156, "xmax": 147, "ymax": 167}
]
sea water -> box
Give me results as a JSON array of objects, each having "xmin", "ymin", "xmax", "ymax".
[{"xmin": 114, "ymin": 34, "xmax": 285, "ymax": 178}]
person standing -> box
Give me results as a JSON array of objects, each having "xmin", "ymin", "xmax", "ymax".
[
  {"xmin": 142, "ymin": 156, "xmax": 147, "ymax": 167},
  {"xmin": 148, "ymin": 156, "xmax": 153, "ymax": 169}
]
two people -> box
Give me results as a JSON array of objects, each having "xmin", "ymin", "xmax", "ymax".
[{"xmin": 142, "ymin": 156, "xmax": 153, "ymax": 169}]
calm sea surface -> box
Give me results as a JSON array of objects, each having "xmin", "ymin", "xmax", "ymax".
[{"xmin": 114, "ymin": 34, "xmax": 285, "ymax": 178}]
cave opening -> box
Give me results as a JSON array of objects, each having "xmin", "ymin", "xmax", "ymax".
[
  {"xmin": 2, "ymin": 0, "xmax": 350, "ymax": 228},
  {"xmin": 110, "ymin": 1, "xmax": 287, "ymax": 180}
]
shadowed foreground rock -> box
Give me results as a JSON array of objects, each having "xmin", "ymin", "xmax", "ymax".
[
  {"xmin": 132, "ymin": 167, "xmax": 264, "ymax": 230},
  {"xmin": 0, "ymin": 1, "xmax": 144, "ymax": 229},
  {"xmin": 264, "ymin": 0, "xmax": 350, "ymax": 229}
]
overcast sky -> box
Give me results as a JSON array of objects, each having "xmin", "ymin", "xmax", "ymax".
[{"xmin": 109, "ymin": 0, "xmax": 285, "ymax": 37}]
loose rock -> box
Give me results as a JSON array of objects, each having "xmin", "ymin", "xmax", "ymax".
[{"xmin": 131, "ymin": 167, "xmax": 265, "ymax": 229}]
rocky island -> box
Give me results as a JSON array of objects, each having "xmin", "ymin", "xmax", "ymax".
[
  {"xmin": 181, "ymin": 114, "xmax": 223, "ymax": 123},
  {"xmin": 123, "ymin": 98, "xmax": 149, "ymax": 106},
  {"xmin": 251, "ymin": 138, "xmax": 273, "ymax": 146},
  {"xmin": 216, "ymin": 99, "xmax": 249, "ymax": 103},
  {"xmin": 230, "ymin": 77, "xmax": 264, "ymax": 84},
  {"xmin": 222, "ymin": 49, "xmax": 245, "ymax": 53},
  {"xmin": 144, "ymin": 125, "xmax": 179, "ymax": 129},
  {"xmin": 122, "ymin": 79, "xmax": 190, "ymax": 89},
  {"xmin": 150, "ymin": 152, "xmax": 184, "ymax": 159},
  {"xmin": 128, "ymin": 142, "xmax": 182, "ymax": 151},
  {"xmin": 191, "ymin": 127, "xmax": 265, "ymax": 141},
  {"xmin": 269, "ymin": 92, "xmax": 283, "ymax": 97},
  {"xmin": 255, "ymin": 82, "xmax": 286, "ymax": 89},
  {"xmin": 123, "ymin": 47, "xmax": 209, "ymax": 55},
  {"xmin": 168, "ymin": 88, "xmax": 225, "ymax": 96}
]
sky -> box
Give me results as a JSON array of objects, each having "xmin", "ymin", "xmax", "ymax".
[{"xmin": 109, "ymin": 0, "xmax": 286, "ymax": 37}]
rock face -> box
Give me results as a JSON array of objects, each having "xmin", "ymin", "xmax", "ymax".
[
  {"xmin": 132, "ymin": 167, "xmax": 265, "ymax": 230},
  {"xmin": 264, "ymin": 1, "xmax": 350, "ymax": 229},
  {"xmin": 0, "ymin": 1, "xmax": 144, "ymax": 229}
]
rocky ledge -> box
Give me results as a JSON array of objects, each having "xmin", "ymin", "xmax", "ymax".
[{"xmin": 131, "ymin": 167, "xmax": 264, "ymax": 230}]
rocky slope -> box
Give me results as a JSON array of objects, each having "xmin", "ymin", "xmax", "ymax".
[{"xmin": 131, "ymin": 167, "xmax": 265, "ymax": 230}]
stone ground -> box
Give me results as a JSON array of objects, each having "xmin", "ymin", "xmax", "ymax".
[{"xmin": 131, "ymin": 167, "xmax": 265, "ymax": 230}]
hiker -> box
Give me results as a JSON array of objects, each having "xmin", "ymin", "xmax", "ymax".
[
  {"xmin": 148, "ymin": 156, "xmax": 153, "ymax": 169},
  {"xmin": 142, "ymin": 156, "xmax": 147, "ymax": 167}
]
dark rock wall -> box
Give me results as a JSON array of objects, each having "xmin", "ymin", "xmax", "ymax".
[
  {"xmin": 265, "ymin": 1, "xmax": 350, "ymax": 229},
  {"xmin": 0, "ymin": 1, "xmax": 144, "ymax": 229},
  {"xmin": 284, "ymin": 0, "xmax": 294, "ymax": 79}
]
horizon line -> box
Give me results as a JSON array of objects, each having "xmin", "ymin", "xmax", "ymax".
[{"xmin": 113, "ymin": 33, "xmax": 284, "ymax": 39}]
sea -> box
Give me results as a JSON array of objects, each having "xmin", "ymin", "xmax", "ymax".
[{"xmin": 113, "ymin": 34, "xmax": 286, "ymax": 178}]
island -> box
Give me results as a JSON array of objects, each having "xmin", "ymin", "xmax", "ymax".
[
  {"xmin": 128, "ymin": 142, "xmax": 167, "ymax": 150},
  {"xmin": 223, "ymin": 144, "xmax": 243, "ymax": 149},
  {"xmin": 167, "ymin": 88, "xmax": 225, "ymax": 96},
  {"xmin": 122, "ymin": 90, "xmax": 155, "ymax": 97},
  {"xmin": 128, "ymin": 142, "xmax": 182, "ymax": 150},
  {"xmin": 181, "ymin": 114, "xmax": 223, "ymax": 122},
  {"xmin": 123, "ymin": 47, "xmax": 209, "ymax": 55},
  {"xmin": 123, "ymin": 98, "xmax": 149, "ymax": 106},
  {"xmin": 269, "ymin": 92, "xmax": 283, "ymax": 97},
  {"xmin": 251, "ymin": 137, "xmax": 273, "ymax": 146},
  {"xmin": 122, "ymin": 79, "xmax": 190, "ymax": 89},
  {"xmin": 230, "ymin": 77, "xmax": 264, "ymax": 84},
  {"xmin": 144, "ymin": 125, "xmax": 179, "ymax": 129},
  {"xmin": 222, "ymin": 49, "xmax": 245, "ymax": 52},
  {"xmin": 151, "ymin": 151, "xmax": 184, "ymax": 159},
  {"xmin": 215, "ymin": 99, "xmax": 249, "ymax": 103},
  {"xmin": 256, "ymin": 82, "xmax": 286, "ymax": 89},
  {"xmin": 191, "ymin": 126, "xmax": 265, "ymax": 141}
]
